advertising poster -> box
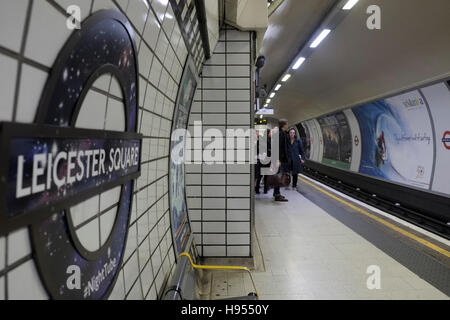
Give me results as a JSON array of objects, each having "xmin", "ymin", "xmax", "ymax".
[
  {"xmin": 317, "ymin": 112, "xmax": 352, "ymax": 170},
  {"xmin": 297, "ymin": 122, "xmax": 311, "ymax": 160},
  {"xmin": 343, "ymin": 109, "xmax": 363, "ymax": 173},
  {"xmin": 421, "ymin": 81, "xmax": 450, "ymax": 195},
  {"xmin": 170, "ymin": 61, "xmax": 198, "ymax": 255},
  {"xmin": 352, "ymin": 90, "xmax": 434, "ymax": 189}
]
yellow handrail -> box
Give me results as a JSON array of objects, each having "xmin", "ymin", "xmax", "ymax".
[{"xmin": 179, "ymin": 252, "xmax": 260, "ymax": 299}]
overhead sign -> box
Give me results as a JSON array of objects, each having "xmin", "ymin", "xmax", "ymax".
[{"xmin": 256, "ymin": 108, "xmax": 274, "ymax": 115}]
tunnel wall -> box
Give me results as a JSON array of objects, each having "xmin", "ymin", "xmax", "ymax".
[
  {"xmin": 298, "ymin": 79, "xmax": 450, "ymax": 196},
  {"xmin": 0, "ymin": 0, "xmax": 206, "ymax": 300},
  {"xmin": 186, "ymin": 26, "xmax": 255, "ymax": 258}
]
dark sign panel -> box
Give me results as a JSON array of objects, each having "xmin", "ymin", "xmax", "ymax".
[{"xmin": 0, "ymin": 123, "xmax": 141, "ymax": 235}]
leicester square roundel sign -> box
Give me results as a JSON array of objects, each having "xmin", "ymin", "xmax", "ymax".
[{"xmin": 0, "ymin": 10, "xmax": 142, "ymax": 299}]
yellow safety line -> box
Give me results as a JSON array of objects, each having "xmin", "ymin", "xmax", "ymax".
[
  {"xmin": 179, "ymin": 252, "xmax": 260, "ymax": 299},
  {"xmin": 298, "ymin": 177, "xmax": 450, "ymax": 258}
]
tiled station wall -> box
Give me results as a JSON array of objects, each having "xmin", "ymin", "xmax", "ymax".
[
  {"xmin": 0, "ymin": 0, "xmax": 204, "ymax": 300},
  {"xmin": 186, "ymin": 27, "xmax": 254, "ymax": 258}
]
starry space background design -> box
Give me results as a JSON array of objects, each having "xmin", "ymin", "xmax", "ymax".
[{"xmin": 23, "ymin": 10, "xmax": 140, "ymax": 300}]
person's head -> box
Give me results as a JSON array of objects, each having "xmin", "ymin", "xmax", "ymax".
[
  {"xmin": 267, "ymin": 129, "xmax": 272, "ymax": 138},
  {"xmin": 289, "ymin": 128, "xmax": 296, "ymax": 139},
  {"xmin": 279, "ymin": 119, "xmax": 289, "ymax": 132}
]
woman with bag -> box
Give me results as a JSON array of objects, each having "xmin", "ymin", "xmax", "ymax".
[{"xmin": 288, "ymin": 128, "xmax": 307, "ymax": 189}]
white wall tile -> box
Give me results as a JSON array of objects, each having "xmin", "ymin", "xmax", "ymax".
[
  {"xmin": 228, "ymin": 90, "xmax": 250, "ymax": 101},
  {"xmin": 227, "ymin": 42, "xmax": 250, "ymax": 53},
  {"xmin": 227, "ymin": 101, "xmax": 250, "ymax": 113},
  {"xmin": 203, "ymin": 234, "xmax": 225, "ymax": 245},
  {"xmin": 203, "ymin": 198, "xmax": 225, "ymax": 209},
  {"xmin": 203, "ymin": 246, "xmax": 226, "ymax": 257},
  {"xmin": 227, "ymin": 222, "xmax": 250, "ymax": 233},
  {"xmin": 105, "ymin": 98, "xmax": 126, "ymax": 131},
  {"xmin": 227, "ymin": 53, "xmax": 250, "ymax": 65},
  {"xmin": 16, "ymin": 65, "xmax": 48, "ymax": 123},
  {"xmin": 228, "ymin": 210, "xmax": 250, "ymax": 221},
  {"xmin": 228, "ymin": 199, "xmax": 250, "ymax": 210},
  {"xmin": 7, "ymin": 228, "xmax": 31, "ymax": 265},
  {"xmin": 126, "ymin": 0, "xmax": 150, "ymax": 34},
  {"xmin": 123, "ymin": 252, "xmax": 140, "ymax": 294},
  {"xmin": 75, "ymin": 90, "xmax": 107, "ymax": 129},
  {"xmin": 7, "ymin": 261, "xmax": 48, "ymax": 300},
  {"xmin": 227, "ymin": 234, "xmax": 250, "ymax": 245},
  {"xmin": 0, "ymin": 54, "xmax": 17, "ymax": 121},
  {"xmin": 76, "ymin": 218, "xmax": 100, "ymax": 252},
  {"xmin": 202, "ymin": 210, "xmax": 225, "ymax": 221},
  {"xmin": 227, "ymin": 246, "xmax": 250, "ymax": 257},
  {"xmin": 227, "ymin": 174, "xmax": 250, "ymax": 185},
  {"xmin": 227, "ymin": 78, "xmax": 250, "ymax": 89},
  {"xmin": 228, "ymin": 113, "xmax": 251, "ymax": 124},
  {"xmin": 202, "ymin": 65, "xmax": 225, "ymax": 77},
  {"xmin": 0, "ymin": 237, "xmax": 5, "ymax": 271},
  {"xmin": 227, "ymin": 66, "xmax": 250, "ymax": 77},
  {"xmin": 100, "ymin": 207, "xmax": 118, "ymax": 246},
  {"xmin": 0, "ymin": 277, "xmax": 4, "ymax": 300},
  {"xmin": 71, "ymin": 195, "xmax": 100, "ymax": 227},
  {"xmin": 25, "ymin": 1, "xmax": 72, "ymax": 67},
  {"xmin": 108, "ymin": 271, "xmax": 126, "ymax": 300},
  {"xmin": 0, "ymin": 0, "xmax": 29, "ymax": 52}
]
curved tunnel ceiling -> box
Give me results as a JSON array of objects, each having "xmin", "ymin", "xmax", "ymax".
[
  {"xmin": 260, "ymin": 0, "xmax": 450, "ymax": 124},
  {"xmin": 259, "ymin": 0, "xmax": 338, "ymax": 93}
]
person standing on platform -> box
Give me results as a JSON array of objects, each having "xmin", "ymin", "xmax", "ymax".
[
  {"xmin": 273, "ymin": 119, "xmax": 291, "ymax": 202},
  {"xmin": 288, "ymin": 128, "xmax": 307, "ymax": 189}
]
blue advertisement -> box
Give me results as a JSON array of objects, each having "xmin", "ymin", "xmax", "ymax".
[
  {"xmin": 170, "ymin": 62, "xmax": 197, "ymax": 255},
  {"xmin": 352, "ymin": 90, "xmax": 434, "ymax": 189}
]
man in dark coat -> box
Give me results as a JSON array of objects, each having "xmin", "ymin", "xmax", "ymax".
[
  {"xmin": 288, "ymin": 128, "xmax": 307, "ymax": 189},
  {"xmin": 273, "ymin": 119, "xmax": 291, "ymax": 202}
]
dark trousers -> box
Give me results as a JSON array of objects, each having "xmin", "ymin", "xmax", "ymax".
[
  {"xmin": 292, "ymin": 173, "xmax": 298, "ymax": 188},
  {"xmin": 256, "ymin": 174, "xmax": 268, "ymax": 192}
]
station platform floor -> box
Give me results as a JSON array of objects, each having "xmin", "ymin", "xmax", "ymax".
[{"xmin": 210, "ymin": 175, "xmax": 450, "ymax": 300}]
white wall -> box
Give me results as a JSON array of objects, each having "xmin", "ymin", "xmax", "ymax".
[{"xmin": 186, "ymin": 26, "xmax": 254, "ymax": 258}]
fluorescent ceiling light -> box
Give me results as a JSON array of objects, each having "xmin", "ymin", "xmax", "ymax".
[
  {"xmin": 310, "ymin": 29, "xmax": 331, "ymax": 48},
  {"xmin": 260, "ymin": 115, "xmax": 263, "ymax": 119},
  {"xmin": 293, "ymin": 57, "xmax": 306, "ymax": 70},
  {"xmin": 275, "ymin": 84, "xmax": 282, "ymax": 91},
  {"xmin": 270, "ymin": 92, "xmax": 276, "ymax": 98},
  {"xmin": 264, "ymin": 104, "xmax": 268, "ymax": 107},
  {"xmin": 281, "ymin": 74, "xmax": 291, "ymax": 82},
  {"xmin": 266, "ymin": 99, "xmax": 271, "ymax": 103},
  {"xmin": 343, "ymin": 0, "xmax": 359, "ymax": 10}
]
